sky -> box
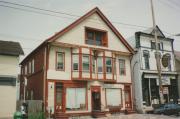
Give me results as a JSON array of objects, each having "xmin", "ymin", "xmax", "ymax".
[{"xmin": 0, "ymin": 0, "xmax": 180, "ymax": 60}]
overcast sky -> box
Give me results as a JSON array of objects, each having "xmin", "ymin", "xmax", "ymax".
[{"xmin": 0, "ymin": 0, "xmax": 180, "ymax": 59}]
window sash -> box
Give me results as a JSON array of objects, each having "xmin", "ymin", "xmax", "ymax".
[
  {"xmin": 56, "ymin": 52, "xmax": 64, "ymax": 70},
  {"xmin": 106, "ymin": 58, "xmax": 112, "ymax": 73},
  {"xmin": 119, "ymin": 59, "xmax": 125, "ymax": 75},
  {"xmin": 28, "ymin": 62, "xmax": 31, "ymax": 74},
  {"xmin": 66, "ymin": 88, "xmax": 86, "ymax": 111},
  {"xmin": 97, "ymin": 57, "xmax": 103, "ymax": 72},
  {"xmin": 106, "ymin": 89, "xmax": 122, "ymax": 106},
  {"xmin": 82, "ymin": 55, "xmax": 90, "ymax": 71},
  {"xmin": 73, "ymin": 55, "xmax": 79, "ymax": 71}
]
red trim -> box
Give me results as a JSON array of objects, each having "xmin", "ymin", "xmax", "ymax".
[
  {"xmin": 103, "ymin": 51, "xmax": 106, "ymax": 80},
  {"xmin": 89, "ymin": 49, "xmax": 92, "ymax": 79},
  {"xmin": 79, "ymin": 48, "xmax": 82, "ymax": 79}
]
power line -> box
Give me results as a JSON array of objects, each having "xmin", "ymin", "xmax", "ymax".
[
  {"xmin": 0, "ymin": 1, "xmax": 175, "ymax": 38},
  {"xmin": 0, "ymin": 1, "xmax": 150, "ymax": 29}
]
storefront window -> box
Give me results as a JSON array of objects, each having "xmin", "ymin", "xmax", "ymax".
[
  {"xmin": 66, "ymin": 88, "xmax": 86, "ymax": 111},
  {"xmin": 106, "ymin": 88, "xmax": 122, "ymax": 106}
]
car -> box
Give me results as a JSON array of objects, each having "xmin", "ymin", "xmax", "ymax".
[{"xmin": 154, "ymin": 103, "xmax": 180, "ymax": 115}]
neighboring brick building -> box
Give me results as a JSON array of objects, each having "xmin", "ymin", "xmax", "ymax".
[{"xmin": 19, "ymin": 7, "xmax": 134, "ymax": 118}]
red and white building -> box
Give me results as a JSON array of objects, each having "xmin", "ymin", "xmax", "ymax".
[{"xmin": 19, "ymin": 7, "xmax": 134, "ymax": 118}]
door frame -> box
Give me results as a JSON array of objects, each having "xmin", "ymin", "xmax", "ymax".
[
  {"xmin": 54, "ymin": 82, "xmax": 64, "ymax": 113},
  {"xmin": 124, "ymin": 85, "xmax": 132, "ymax": 109},
  {"xmin": 91, "ymin": 86, "xmax": 101, "ymax": 111}
]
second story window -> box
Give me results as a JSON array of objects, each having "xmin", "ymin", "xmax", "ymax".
[
  {"xmin": 28, "ymin": 61, "xmax": 31, "ymax": 74},
  {"xmin": 97, "ymin": 57, "xmax": 103, "ymax": 73},
  {"xmin": 32, "ymin": 59, "xmax": 34, "ymax": 73},
  {"xmin": 143, "ymin": 50, "xmax": 150, "ymax": 70},
  {"xmin": 85, "ymin": 28, "xmax": 107, "ymax": 47},
  {"xmin": 56, "ymin": 52, "xmax": 65, "ymax": 71},
  {"xmin": 151, "ymin": 41, "xmax": 163, "ymax": 50},
  {"xmin": 73, "ymin": 54, "xmax": 79, "ymax": 71},
  {"xmin": 25, "ymin": 65, "xmax": 27, "ymax": 75},
  {"xmin": 119, "ymin": 59, "xmax": 126, "ymax": 75},
  {"xmin": 82, "ymin": 55, "xmax": 90, "ymax": 71},
  {"xmin": 106, "ymin": 57, "xmax": 112, "ymax": 73}
]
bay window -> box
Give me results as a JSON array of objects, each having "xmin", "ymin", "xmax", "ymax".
[
  {"xmin": 83, "ymin": 55, "xmax": 90, "ymax": 71},
  {"xmin": 66, "ymin": 88, "xmax": 86, "ymax": 111},
  {"xmin": 73, "ymin": 54, "xmax": 79, "ymax": 71},
  {"xmin": 106, "ymin": 57, "xmax": 112, "ymax": 73},
  {"xmin": 56, "ymin": 52, "xmax": 65, "ymax": 70},
  {"xmin": 106, "ymin": 88, "xmax": 122, "ymax": 106}
]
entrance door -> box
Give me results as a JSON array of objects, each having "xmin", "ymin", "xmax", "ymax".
[
  {"xmin": 163, "ymin": 87, "xmax": 169, "ymax": 103},
  {"xmin": 55, "ymin": 83, "xmax": 63, "ymax": 112},
  {"xmin": 91, "ymin": 86, "xmax": 101, "ymax": 111},
  {"xmin": 124, "ymin": 85, "xmax": 132, "ymax": 109}
]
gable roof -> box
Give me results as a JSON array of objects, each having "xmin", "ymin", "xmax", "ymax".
[
  {"xmin": 0, "ymin": 40, "xmax": 24, "ymax": 56},
  {"xmin": 142, "ymin": 25, "xmax": 165, "ymax": 37},
  {"xmin": 46, "ymin": 7, "xmax": 134, "ymax": 53}
]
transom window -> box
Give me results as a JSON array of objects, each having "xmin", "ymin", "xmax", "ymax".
[
  {"xmin": 119, "ymin": 59, "xmax": 126, "ymax": 75},
  {"xmin": 56, "ymin": 52, "xmax": 65, "ymax": 70},
  {"xmin": 85, "ymin": 28, "xmax": 107, "ymax": 47}
]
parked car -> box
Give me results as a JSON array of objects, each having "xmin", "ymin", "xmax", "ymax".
[{"xmin": 154, "ymin": 103, "xmax": 180, "ymax": 115}]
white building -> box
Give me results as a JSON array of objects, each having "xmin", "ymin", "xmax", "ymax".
[
  {"xmin": 19, "ymin": 7, "xmax": 134, "ymax": 118},
  {"xmin": 129, "ymin": 26, "xmax": 178, "ymax": 113},
  {"xmin": 0, "ymin": 40, "xmax": 24, "ymax": 118}
]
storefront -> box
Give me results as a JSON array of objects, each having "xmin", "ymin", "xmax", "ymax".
[{"xmin": 142, "ymin": 72, "xmax": 179, "ymax": 107}]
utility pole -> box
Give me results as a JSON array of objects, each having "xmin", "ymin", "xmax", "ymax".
[{"xmin": 150, "ymin": 0, "xmax": 164, "ymax": 104}]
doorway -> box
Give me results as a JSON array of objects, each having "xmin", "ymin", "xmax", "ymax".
[
  {"xmin": 124, "ymin": 85, "xmax": 132, "ymax": 109},
  {"xmin": 55, "ymin": 83, "xmax": 63, "ymax": 112},
  {"xmin": 91, "ymin": 86, "xmax": 101, "ymax": 111}
]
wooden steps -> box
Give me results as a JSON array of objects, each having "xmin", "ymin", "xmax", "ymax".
[
  {"xmin": 92, "ymin": 110, "xmax": 106, "ymax": 118},
  {"xmin": 55, "ymin": 112, "xmax": 68, "ymax": 119}
]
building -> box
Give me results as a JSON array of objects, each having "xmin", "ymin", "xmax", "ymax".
[
  {"xmin": 0, "ymin": 40, "xmax": 24, "ymax": 118},
  {"xmin": 129, "ymin": 26, "xmax": 179, "ymax": 113},
  {"xmin": 175, "ymin": 51, "xmax": 180, "ymax": 100},
  {"xmin": 19, "ymin": 7, "xmax": 134, "ymax": 118}
]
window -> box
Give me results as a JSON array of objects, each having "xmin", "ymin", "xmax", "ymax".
[
  {"xmin": 82, "ymin": 55, "xmax": 90, "ymax": 71},
  {"xmin": 92, "ymin": 56, "xmax": 95, "ymax": 72},
  {"xmin": 73, "ymin": 55, "xmax": 79, "ymax": 71},
  {"xmin": 119, "ymin": 59, "xmax": 125, "ymax": 75},
  {"xmin": 28, "ymin": 61, "xmax": 31, "ymax": 74},
  {"xmin": 106, "ymin": 57, "xmax": 112, "ymax": 73},
  {"xmin": 143, "ymin": 50, "xmax": 150, "ymax": 69},
  {"xmin": 66, "ymin": 88, "xmax": 86, "ymax": 111},
  {"xmin": 85, "ymin": 28, "xmax": 107, "ymax": 46},
  {"xmin": 97, "ymin": 57, "xmax": 103, "ymax": 72},
  {"xmin": 151, "ymin": 41, "xmax": 163, "ymax": 50},
  {"xmin": 151, "ymin": 41, "xmax": 156, "ymax": 49},
  {"xmin": 106, "ymin": 88, "xmax": 122, "ymax": 106},
  {"xmin": 25, "ymin": 65, "xmax": 27, "ymax": 75},
  {"xmin": 56, "ymin": 52, "xmax": 65, "ymax": 70},
  {"xmin": 167, "ymin": 54, "xmax": 171, "ymax": 71},
  {"xmin": 32, "ymin": 59, "xmax": 34, "ymax": 73}
]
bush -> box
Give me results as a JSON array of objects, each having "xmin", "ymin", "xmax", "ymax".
[{"xmin": 28, "ymin": 112, "xmax": 45, "ymax": 119}]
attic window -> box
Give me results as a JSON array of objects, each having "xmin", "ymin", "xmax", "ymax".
[{"xmin": 85, "ymin": 27, "xmax": 108, "ymax": 47}]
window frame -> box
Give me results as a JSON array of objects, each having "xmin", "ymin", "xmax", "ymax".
[
  {"xmin": 105, "ymin": 88, "xmax": 123, "ymax": 107},
  {"xmin": 56, "ymin": 52, "xmax": 65, "ymax": 71},
  {"xmin": 31, "ymin": 59, "xmax": 35, "ymax": 73},
  {"xmin": 106, "ymin": 57, "xmax": 112, "ymax": 73},
  {"xmin": 66, "ymin": 87, "xmax": 87, "ymax": 111},
  {"xmin": 85, "ymin": 27, "xmax": 108, "ymax": 47},
  {"xmin": 72, "ymin": 54, "xmax": 79, "ymax": 71},
  {"xmin": 82, "ymin": 55, "xmax": 90, "ymax": 72},
  {"xmin": 143, "ymin": 50, "xmax": 150, "ymax": 70},
  {"xmin": 119, "ymin": 59, "xmax": 126, "ymax": 75}
]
